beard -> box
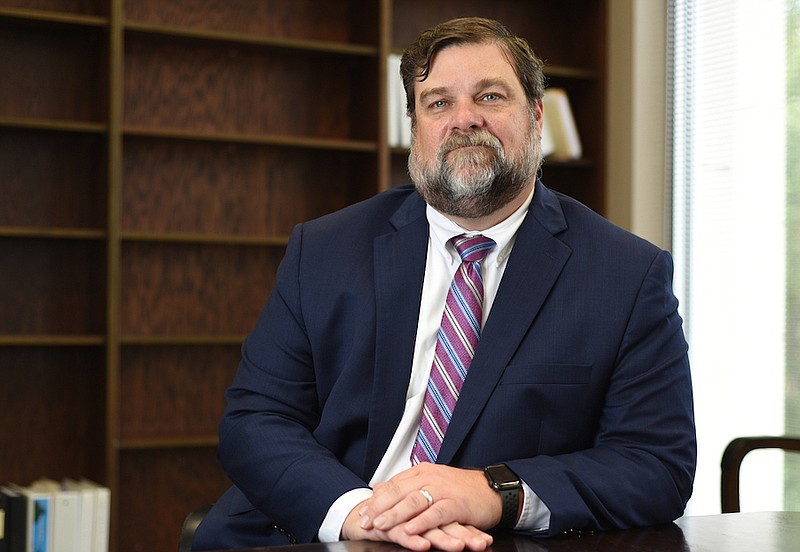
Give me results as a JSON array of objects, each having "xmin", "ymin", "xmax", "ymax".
[{"xmin": 408, "ymin": 113, "xmax": 542, "ymax": 219}]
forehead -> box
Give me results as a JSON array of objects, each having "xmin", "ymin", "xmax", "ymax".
[{"xmin": 416, "ymin": 42, "xmax": 520, "ymax": 94}]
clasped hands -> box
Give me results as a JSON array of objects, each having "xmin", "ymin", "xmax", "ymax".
[{"xmin": 342, "ymin": 463, "xmax": 501, "ymax": 551}]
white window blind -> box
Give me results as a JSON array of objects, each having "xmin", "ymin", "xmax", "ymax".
[{"xmin": 668, "ymin": 0, "xmax": 799, "ymax": 514}]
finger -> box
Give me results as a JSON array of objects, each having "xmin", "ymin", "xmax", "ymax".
[
  {"xmin": 372, "ymin": 463, "xmax": 434, "ymax": 499},
  {"xmin": 419, "ymin": 488, "xmax": 434, "ymax": 508},
  {"xmin": 419, "ymin": 527, "xmax": 466, "ymax": 552},
  {"xmin": 416, "ymin": 524, "xmax": 490, "ymax": 552},
  {"xmin": 401, "ymin": 504, "xmax": 493, "ymax": 544},
  {"xmin": 401, "ymin": 501, "xmax": 459, "ymax": 537},
  {"xmin": 382, "ymin": 521, "xmax": 491, "ymax": 552},
  {"xmin": 369, "ymin": 464, "xmax": 441, "ymax": 514},
  {"xmin": 349, "ymin": 524, "xmax": 433, "ymax": 552},
  {"xmin": 384, "ymin": 528, "xmax": 435, "ymax": 552},
  {"xmin": 437, "ymin": 523, "xmax": 493, "ymax": 551},
  {"xmin": 358, "ymin": 480, "xmax": 407, "ymax": 530},
  {"xmin": 372, "ymin": 487, "xmax": 435, "ymax": 531}
]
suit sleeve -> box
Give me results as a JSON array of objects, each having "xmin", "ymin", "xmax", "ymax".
[
  {"xmin": 216, "ymin": 223, "xmax": 368, "ymax": 542},
  {"xmin": 508, "ymin": 250, "xmax": 696, "ymax": 535}
]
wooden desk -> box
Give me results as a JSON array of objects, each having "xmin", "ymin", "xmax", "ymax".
[{"xmin": 211, "ymin": 512, "xmax": 800, "ymax": 552}]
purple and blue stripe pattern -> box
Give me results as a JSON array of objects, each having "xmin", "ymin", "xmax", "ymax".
[{"xmin": 411, "ymin": 234, "xmax": 495, "ymax": 465}]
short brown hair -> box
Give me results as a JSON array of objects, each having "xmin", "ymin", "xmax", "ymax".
[{"xmin": 400, "ymin": 17, "xmax": 546, "ymax": 118}]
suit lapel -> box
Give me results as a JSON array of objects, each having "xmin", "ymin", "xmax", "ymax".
[
  {"xmin": 437, "ymin": 183, "xmax": 572, "ymax": 464},
  {"xmin": 363, "ymin": 192, "xmax": 429, "ymax": 478}
]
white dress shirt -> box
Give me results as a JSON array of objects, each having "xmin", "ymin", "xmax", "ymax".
[{"xmin": 318, "ymin": 187, "xmax": 550, "ymax": 541}]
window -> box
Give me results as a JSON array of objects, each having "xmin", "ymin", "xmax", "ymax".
[{"xmin": 668, "ymin": 0, "xmax": 800, "ymax": 514}]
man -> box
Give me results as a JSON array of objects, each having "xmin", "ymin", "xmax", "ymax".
[{"xmin": 193, "ymin": 17, "xmax": 696, "ymax": 552}]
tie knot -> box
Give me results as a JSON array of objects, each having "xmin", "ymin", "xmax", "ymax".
[{"xmin": 451, "ymin": 234, "xmax": 495, "ymax": 263}]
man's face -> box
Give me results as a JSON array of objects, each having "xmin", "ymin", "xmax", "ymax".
[{"xmin": 408, "ymin": 42, "xmax": 544, "ymax": 220}]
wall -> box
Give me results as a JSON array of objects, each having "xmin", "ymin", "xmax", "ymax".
[{"xmin": 606, "ymin": 0, "xmax": 669, "ymax": 249}]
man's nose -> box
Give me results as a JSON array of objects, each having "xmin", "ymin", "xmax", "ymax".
[{"xmin": 450, "ymin": 102, "xmax": 485, "ymax": 132}]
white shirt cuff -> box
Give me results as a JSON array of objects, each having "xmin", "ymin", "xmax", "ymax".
[
  {"xmin": 516, "ymin": 480, "xmax": 551, "ymax": 532},
  {"xmin": 318, "ymin": 487, "xmax": 374, "ymax": 542}
]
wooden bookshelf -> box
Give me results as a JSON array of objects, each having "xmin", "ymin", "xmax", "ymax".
[{"xmin": 0, "ymin": 1, "xmax": 606, "ymax": 550}]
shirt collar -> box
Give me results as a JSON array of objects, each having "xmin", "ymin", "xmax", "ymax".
[{"xmin": 426, "ymin": 185, "xmax": 535, "ymax": 267}]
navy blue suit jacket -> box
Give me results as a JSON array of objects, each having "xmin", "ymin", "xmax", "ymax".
[{"xmin": 194, "ymin": 181, "xmax": 696, "ymax": 550}]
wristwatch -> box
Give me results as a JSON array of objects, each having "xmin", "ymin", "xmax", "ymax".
[{"xmin": 483, "ymin": 463, "xmax": 521, "ymax": 529}]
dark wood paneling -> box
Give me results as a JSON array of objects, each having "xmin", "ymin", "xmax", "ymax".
[
  {"xmin": 0, "ymin": 129, "xmax": 107, "ymax": 229},
  {"xmin": 121, "ymin": 138, "xmax": 377, "ymax": 236},
  {"xmin": 0, "ymin": 23, "xmax": 107, "ymax": 122},
  {"xmin": 0, "ymin": 238, "xmax": 106, "ymax": 335},
  {"xmin": 123, "ymin": 35, "xmax": 378, "ymax": 141},
  {"xmin": 390, "ymin": 150, "xmax": 410, "ymax": 188},
  {"xmin": 391, "ymin": 0, "xmax": 605, "ymax": 69},
  {"xmin": 120, "ymin": 242, "xmax": 280, "ymax": 336},
  {"xmin": 117, "ymin": 448, "xmax": 230, "ymax": 552},
  {"xmin": 0, "ymin": 0, "xmax": 106, "ymax": 14},
  {"xmin": 119, "ymin": 345, "xmax": 238, "ymax": 440},
  {"xmin": 124, "ymin": 0, "xmax": 379, "ymax": 45},
  {"xmin": 0, "ymin": 347, "xmax": 105, "ymax": 483}
]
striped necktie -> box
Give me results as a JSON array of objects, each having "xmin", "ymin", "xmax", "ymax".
[{"xmin": 411, "ymin": 234, "xmax": 495, "ymax": 464}]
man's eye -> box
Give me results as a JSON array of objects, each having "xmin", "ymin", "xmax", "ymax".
[
  {"xmin": 483, "ymin": 93, "xmax": 500, "ymax": 101},
  {"xmin": 432, "ymin": 100, "xmax": 448, "ymax": 108}
]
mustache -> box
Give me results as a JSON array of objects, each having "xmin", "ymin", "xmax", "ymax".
[{"xmin": 439, "ymin": 130, "xmax": 503, "ymax": 156}]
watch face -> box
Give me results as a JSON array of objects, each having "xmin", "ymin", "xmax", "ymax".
[{"xmin": 486, "ymin": 464, "xmax": 520, "ymax": 488}]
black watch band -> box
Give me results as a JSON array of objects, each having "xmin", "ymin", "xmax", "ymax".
[{"xmin": 483, "ymin": 464, "xmax": 521, "ymax": 529}]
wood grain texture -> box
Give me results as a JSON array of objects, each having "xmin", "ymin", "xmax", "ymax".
[
  {"xmin": 0, "ymin": 0, "xmax": 106, "ymax": 14},
  {"xmin": 123, "ymin": 35, "xmax": 377, "ymax": 141},
  {"xmin": 121, "ymin": 137, "xmax": 377, "ymax": 237},
  {"xmin": 0, "ymin": 347, "xmax": 105, "ymax": 483},
  {"xmin": 0, "ymin": 24, "xmax": 107, "ymax": 122},
  {"xmin": 124, "ymin": 0, "xmax": 378, "ymax": 46},
  {"xmin": 117, "ymin": 448, "xmax": 231, "ymax": 552},
  {"xmin": 119, "ymin": 344, "xmax": 238, "ymax": 440},
  {"xmin": 0, "ymin": 238, "xmax": 106, "ymax": 334},
  {"xmin": 120, "ymin": 242, "xmax": 280, "ymax": 336},
  {"xmin": 0, "ymin": 129, "xmax": 107, "ymax": 229}
]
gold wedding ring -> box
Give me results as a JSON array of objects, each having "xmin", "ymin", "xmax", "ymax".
[{"xmin": 419, "ymin": 488, "xmax": 434, "ymax": 506}]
